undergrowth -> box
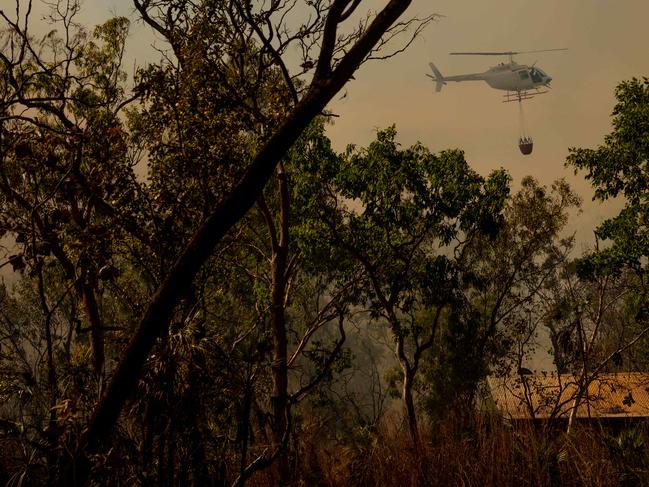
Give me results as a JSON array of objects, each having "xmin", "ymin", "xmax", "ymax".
[{"xmin": 248, "ymin": 413, "xmax": 649, "ymax": 487}]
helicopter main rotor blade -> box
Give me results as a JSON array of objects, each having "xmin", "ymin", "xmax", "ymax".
[
  {"xmin": 450, "ymin": 52, "xmax": 516, "ymax": 56},
  {"xmin": 450, "ymin": 48, "xmax": 567, "ymax": 56},
  {"xmin": 514, "ymin": 48, "xmax": 568, "ymax": 55}
]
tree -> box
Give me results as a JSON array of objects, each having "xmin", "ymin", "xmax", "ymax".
[
  {"xmin": 26, "ymin": 0, "xmax": 430, "ymax": 481},
  {"xmin": 0, "ymin": 6, "xmax": 142, "ymax": 377},
  {"xmin": 0, "ymin": 6, "xmax": 156, "ymax": 481},
  {"xmin": 126, "ymin": 9, "xmax": 385, "ymax": 476},
  {"xmin": 567, "ymin": 77, "xmax": 649, "ymax": 279},
  {"xmin": 421, "ymin": 177, "xmax": 580, "ymax": 418},
  {"xmin": 225, "ymin": 123, "xmax": 361, "ymax": 484},
  {"xmin": 297, "ymin": 126, "xmax": 510, "ymax": 443},
  {"xmin": 565, "ymin": 77, "xmax": 649, "ymax": 429}
]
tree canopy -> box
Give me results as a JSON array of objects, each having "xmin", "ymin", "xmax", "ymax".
[{"xmin": 568, "ymin": 77, "xmax": 649, "ymax": 276}]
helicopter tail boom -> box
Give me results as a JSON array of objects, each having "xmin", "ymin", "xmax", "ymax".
[{"xmin": 428, "ymin": 62, "xmax": 486, "ymax": 92}]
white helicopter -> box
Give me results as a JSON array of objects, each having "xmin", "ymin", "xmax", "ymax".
[
  {"xmin": 427, "ymin": 49, "xmax": 566, "ymax": 102},
  {"xmin": 427, "ymin": 49, "xmax": 566, "ymax": 155}
]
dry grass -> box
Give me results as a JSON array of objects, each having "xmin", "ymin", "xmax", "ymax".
[
  {"xmin": 1, "ymin": 412, "xmax": 646, "ymax": 485},
  {"xmin": 249, "ymin": 413, "xmax": 649, "ymax": 486}
]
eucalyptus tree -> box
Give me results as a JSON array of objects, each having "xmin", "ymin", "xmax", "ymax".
[
  {"xmin": 0, "ymin": 5, "xmax": 144, "ymax": 377},
  {"xmin": 295, "ymin": 126, "xmax": 511, "ymax": 443},
  {"xmin": 67, "ymin": 0, "xmax": 435, "ymax": 482},
  {"xmin": 0, "ymin": 0, "xmax": 144, "ymax": 430},
  {"xmin": 0, "ymin": 5, "xmax": 161, "ymax": 483},
  {"xmin": 567, "ymin": 77, "xmax": 649, "ymax": 279},
  {"xmin": 560, "ymin": 79, "xmax": 649, "ymax": 428},
  {"xmin": 415, "ymin": 178, "xmax": 581, "ymax": 421},
  {"xmin": 134, "ymin": 115, "xmax": 361, "ymax": 483},
  {"xmin": 455, "ymin": 178, "xmax": 580, "ymax": 381},
  {"xmin": 565, "ymin": 78, "xmax": 649, "ymax": 364}
]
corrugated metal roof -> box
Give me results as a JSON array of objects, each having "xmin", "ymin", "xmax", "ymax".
[{"xmin": 487, "ymin": 372, "xmax": 649, "ymax": 420}]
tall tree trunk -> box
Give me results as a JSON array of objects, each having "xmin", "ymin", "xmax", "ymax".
[
  {"xmin": 186, "ymin": 366, "xmax": 210, "ymax": 486},
  {"xmin": 81, "ymin": 278, "xmax": 104, "ymax": 375},
  {"xmin": 396, "ymin": 337, "xmax": 419, "ymax": 446},
  {"xmin": 237, "ymin": 374, "xmax": 254, "ymax": 487},
  {"xmin": 270, "ymin": 297, "xmax": 289, "ymax": 480},
  {"xmin": 401, "ymin": 359, "xmax": 419, "ymax": 446},
  {"xmin": 270, "ymin": 166, "xmax": 290, "ymax": 481},
  {"xmin": 270, "ymin": 261, "xmax": 288, "ymax": 447},
  {"xmin": 36, "ymin": 264, "xmax": 59, "ymax": 483}
]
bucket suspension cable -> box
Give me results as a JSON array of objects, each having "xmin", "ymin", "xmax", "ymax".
[{"xmin": 518, "ymin": 98, "xmax": 530, "ymax": 139}]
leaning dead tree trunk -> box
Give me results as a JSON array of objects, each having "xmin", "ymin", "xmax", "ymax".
[{"xmin": 62, "ymin": 0, "xmax": 420, "ymax": 483}]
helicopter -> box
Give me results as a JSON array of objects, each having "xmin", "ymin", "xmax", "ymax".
[
  {"xmin": 427, "ymin": 49, "xmax": 566, "ymax": 102},
  {"xmin": 427, "ymin": 49, "xmax": 566, "ymax": 155}
]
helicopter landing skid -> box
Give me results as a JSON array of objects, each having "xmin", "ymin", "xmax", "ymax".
[{"xmin": 503, "ymin": 88, "xmax": 549, "ymax": 103}]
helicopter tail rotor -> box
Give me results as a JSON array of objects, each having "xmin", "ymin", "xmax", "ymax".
[{"xmin": 428, "ymin": 62, "xmax": 446, "ymax": 92}]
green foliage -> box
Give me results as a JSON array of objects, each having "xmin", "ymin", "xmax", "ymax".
[
  {"xmin": 75, "ymin": 17, "xmax": 130, "ymax": 109},
  {"xmin": 422, "ymin": 177, "xmax": 581, "ymax": 414},
  {"xmin": 296, "ymin": 125, "xmax": 511, "ymax": 319},
  {"xmin": 293, "ymin": 125, "xmax": 514, "ymax": 432},
  {"xmin": 565, "ymin": 77, "xmax": 649, "ymax": 373},
  {"xmin": 568, "ymin": 78, "xmax": 649, "ymax": 276},
  {"xmin": 604, "ymin": 428, "xmax": 649, "ymax": 486}
]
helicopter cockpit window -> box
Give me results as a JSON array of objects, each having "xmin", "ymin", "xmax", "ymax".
[
  {"xmin": 518, "ymin": 71, "xmax": 530, "ymax": 79},
  {"xmin": 530, "ymin": 69, "xmax": 542, "ymax": 83}
]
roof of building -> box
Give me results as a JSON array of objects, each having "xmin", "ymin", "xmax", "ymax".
[{"xmin": 487, "ymin": 372, "xmax": 649, "ymax": 420}]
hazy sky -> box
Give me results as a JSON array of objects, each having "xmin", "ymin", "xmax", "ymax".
[
  {"xmin": 33, "ymin": 0, "xmax": 649, "ymax": 246},
  {"xmin": 323, "ymin": 0, "xmax": 649, "ymax": 248}
]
